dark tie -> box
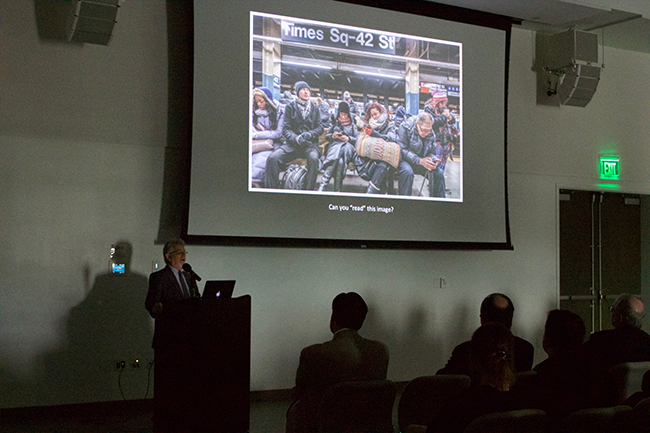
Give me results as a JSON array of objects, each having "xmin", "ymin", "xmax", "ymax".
[{"xmin": 180, "ymin": 271, "xmax": 191, "ymax": 299}]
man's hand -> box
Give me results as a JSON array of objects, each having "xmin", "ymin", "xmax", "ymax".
[
  {"xmin": 419, "ymin": 157, "xmax": 439, "ymax": 171},
  {"xmin": 151, "ymin": 302, "xmax": 163, "ymax": 317}
]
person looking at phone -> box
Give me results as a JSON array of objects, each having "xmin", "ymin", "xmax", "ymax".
[
  {"xmin": 318, "ymin": 101, "xmax": 357, "ymax": 192},
  {"xmin": 396, "ymin": 112, "xmax": 445, "ymax": 197}
]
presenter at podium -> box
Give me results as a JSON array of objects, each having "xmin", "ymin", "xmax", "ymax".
[{"xmin": 145, "ymin": 238, "xmax": 200, "ymax": 320}]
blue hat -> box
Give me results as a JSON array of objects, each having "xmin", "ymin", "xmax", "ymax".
[{"xmin": 252, "ymin": 87, "xmax": 277, "ymax": 110}]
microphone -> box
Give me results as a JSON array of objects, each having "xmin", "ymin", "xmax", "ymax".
[{"xmin": 182, "ymin": 263, "xmax": 202, "ymax": 281}]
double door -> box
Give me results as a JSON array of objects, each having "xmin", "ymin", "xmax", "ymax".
[{"xmin": 559, "ymin": 189, "xmax": 646, "ymax": 333}]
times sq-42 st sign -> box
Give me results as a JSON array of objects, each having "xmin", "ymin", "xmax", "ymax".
[{"xmin": 281, "ymin": 20, "xmax": 396, "ymax": 55}]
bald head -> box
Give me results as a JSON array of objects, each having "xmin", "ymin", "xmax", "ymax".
[
  {"xmin": 612, "ymin": 294, "xmax": 645, "ymax": 329},
  {"xmin": 480, "ymin": 293, "xmax": 515, "ymax": 329}
]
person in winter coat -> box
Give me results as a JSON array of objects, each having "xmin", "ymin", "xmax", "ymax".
[
  {"xmin": 251, "ymin": 87, "xmax": 284, "ymax": 185},
  {"xmin": 358, "ymin": 102, "xmax": 397, "ymax": 194},
  {"xmin": 318, "ymin": 101, "xmax": 357, "ymax": 192},
  {"xmin": 264, "ymin": 81, "xmax": 323, "ymax": 190},
  {"xmin": 396, "ymin": 112, "xmax": 445, "ymax": 197}
]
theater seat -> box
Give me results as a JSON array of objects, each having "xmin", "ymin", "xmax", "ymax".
[
  {"xmin": 622, "ymin": 397, "xmax": 650, "ymax": 432},
  {"xmin": 557, "ymin": 405, "xmax": 632, "ymax": 433},
  {"xmin": 316, "ymin": 379, "xmax": 397, "ymax": 433},
  {"xmin": 607, "ymin": 362, "xmax": 650, "ymax": 405},
  {"xmin": 463, "ymin": 409, "xmax": 547, "ymax": 433},
  {"xmin": 397, "ymin": 375, "xmax": 470, "ymax": 433}
]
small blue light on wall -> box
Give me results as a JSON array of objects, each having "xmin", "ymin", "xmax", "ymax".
[{"xmin": 599, "ymin": 155, "xmax": 620, "ymax": 180}]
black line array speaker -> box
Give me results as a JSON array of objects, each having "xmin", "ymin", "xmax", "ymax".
[
  {"xmin": 558, "ymin": 64, "xmax": 601, "ymax": 107},
  {"xmin": 66, "ymin": 0, "xmax": 120, "ymax": 46}
]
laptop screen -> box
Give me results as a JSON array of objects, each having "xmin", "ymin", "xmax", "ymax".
[{"xmin": 202, "ymin": 280, "xmax": 236, "ymax": 299}]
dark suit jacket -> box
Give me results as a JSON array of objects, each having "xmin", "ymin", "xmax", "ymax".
[
  {"xmin": 582, "ymin": 325, "xmax": 650, "ymax": 371},
  {"xmin": 437, "ymin": 336, "xmax": 534, "ymax": 375},
  {"xmin": 144, "ymin": 265, "xmax": 199, "ymax": 317},
  {"xmin": 287, "ymin": 329, "xmax": 389, "ymax": 433},
  {"xmin": 524, "ymin": 350, "xmax": 601, "ymax": 427}
]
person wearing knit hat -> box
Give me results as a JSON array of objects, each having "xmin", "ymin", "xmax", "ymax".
[
  {"xmin": 264, "ymin": 80, "xmax": 324, "ymax": 190},
  {"xmin": 318, "ymin": 101, "xmax": 356, "ymax": 192},
  {"xmin": 279, "ymin": 90, "xmax": 294, "ymax": 105},
  {"xmin": 337, "ymin": 100, "xmax": 350, "ymax": 116},
  {"xmin": 294, "ymin": 81, "xmax": 310, "ymax": 96},
  {"xmin": 430, "ymin": 89, "xmax": 448, "ymax": 107},
  {"xmin": 342, "ymin": 90, "xmax": 359, "ymax": 117},
  {"xmin": 251, "ymin": 86, "xmax": 285, "ymax": 186},
  {"xmin": 393, "ymin": 105, "xmax": 409, "ymax": 129}
]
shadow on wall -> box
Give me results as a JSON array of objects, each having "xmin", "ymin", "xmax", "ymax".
[
  {"xmin": 34, "ymin": 241, "xmax": 154, "ymax": 405},
  {"xmin": 362, "ymin": 300, "xmax": 470, "ymax": 381}
]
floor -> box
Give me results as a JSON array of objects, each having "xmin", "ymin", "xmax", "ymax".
[
  {"xmin": 1, "ymin": 387, "xmax": 405, "ymax": 433},
  {"xmin": 0, "ymin": 397, "xmax": 291, "ymax": 433}
]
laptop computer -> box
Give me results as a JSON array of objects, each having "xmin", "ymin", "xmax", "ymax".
[{"xmin": 202, "ymin": 280, "xmax": 236, "ymax": 299}]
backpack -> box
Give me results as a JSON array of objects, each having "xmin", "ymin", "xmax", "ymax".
[{"xmin": 282, "ymin": 164, "xmax": 308, "ymax": 190}]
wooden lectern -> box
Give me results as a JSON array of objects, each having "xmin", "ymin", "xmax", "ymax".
[{"xmin": 153, "ymin": 295, "xmax": 251, "ymax": 433}]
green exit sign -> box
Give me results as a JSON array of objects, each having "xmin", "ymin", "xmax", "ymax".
[{"xmin": 599, "ymin": 155, "xmax": 620, "ymax": 180}]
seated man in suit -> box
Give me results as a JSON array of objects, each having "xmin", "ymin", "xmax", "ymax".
[
  {"xmin": 145, "ymin": 238, "xmax": 199, "ymax": 320},
  {"xmin": 437, "ymin": 293, "xmax": 534, "ymax": 375},
  {"xmin": 286, "ymin": 292, "xmax": 390, "ymax": 433},
  {"xmin": 582, "ymin": 293, "xmax": 650, "ymax": 371},
  {"xmin": 524, "ymin": 310, "xmax": 598, "ymax": 428}
]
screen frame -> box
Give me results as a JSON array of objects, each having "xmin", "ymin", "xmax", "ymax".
[{"xmin": 178, "ymin": 0, "xmax": 516, "ymax": 251}]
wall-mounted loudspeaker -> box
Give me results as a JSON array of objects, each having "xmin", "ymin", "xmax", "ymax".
[
  {"xmin": 557, "ymin": 64, "xmax": 601, "ymax": 107},
  {"xmin": 536, "ymin": 29, "xmax": 601, "ymax": 108},
  {"xmin": 66, "ymin": 0, "xmax": 120, "ymax": 46}
]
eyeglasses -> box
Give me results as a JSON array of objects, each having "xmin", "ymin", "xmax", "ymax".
[{"xmin": 170, "ymin": 250, "xmax": 188, "ymax": 256}]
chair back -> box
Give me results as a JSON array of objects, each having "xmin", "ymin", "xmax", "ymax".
[
  {"xmin": 607, "ymin": 361, "xmax": 650, "ymax": 405},
  {"xmin": 397, "ymin": 375, "xmax": 470, "ymax": 432},
  {"xmin": 557, "ymin": 405, "xmax": 632, "ymax": 433},
  {"xmin": 463, "ymin": 409, "xmax": 547, "ymax": 433},
  {"xmin": 316, "ymin": 379, "xmax": 396, "ymax": 433},
  {"xmin": 625, "ymin": 397, "xmax": 650, "ymax": 432}
]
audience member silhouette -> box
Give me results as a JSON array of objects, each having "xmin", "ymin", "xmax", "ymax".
[
  {"xmin": 427, "ymin": 322, "xmax": 520, "ymax": 433},
  {"xmin": 582, "ymin": 293, "xmax": 650, "ymax": 372},
  {"xmin": 437, "ymin": 293, "xmax": 534, "ymax": 375},
  {"xmin": 286, "ymin": 292, "xmax": 389, "ymax": 433},
  {"xmin": 522, "ymin": 309, "xmax": 599, "ymax": 429}
]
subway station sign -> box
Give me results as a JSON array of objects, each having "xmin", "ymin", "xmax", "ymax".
[{"xmin": 281, "ymin": 20, "xmax": 396, "ymax": 55}]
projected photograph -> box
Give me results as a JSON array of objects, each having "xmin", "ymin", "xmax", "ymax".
[{"xmin": 249, "ymin": 12, "xmax": 462, "ymax": 201}]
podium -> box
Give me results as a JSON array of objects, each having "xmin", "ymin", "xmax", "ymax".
[{"xmin": 153, "ymin": 296, "xmax": 251, "ymax": 433}]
